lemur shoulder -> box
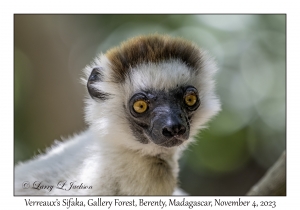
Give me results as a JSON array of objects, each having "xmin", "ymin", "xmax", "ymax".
[{"xmin": 15, "ymin": 34, "xmax": 221, "ymax": 195}]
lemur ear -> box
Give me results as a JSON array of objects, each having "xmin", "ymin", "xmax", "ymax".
[{"xmin": 87, "ymin": 67, "xmax": 110, "ymax": 100}]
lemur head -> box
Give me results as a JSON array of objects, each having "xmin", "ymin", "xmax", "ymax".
[{"xmin": 83, "ymin": 34, "xmax": 220, "ymax": 153}]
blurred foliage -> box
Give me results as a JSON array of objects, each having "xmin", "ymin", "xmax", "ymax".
[{"xmin": 14, "ymin": 14, "xmax": 286, "ymax": 195}]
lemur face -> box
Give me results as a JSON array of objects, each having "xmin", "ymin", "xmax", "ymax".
[
  {"xmin": 85, "ymin": 34, "xmax": 220, "ymax": 149},
  {"xmin": 127, "ymin": 85, "xmax": 200, "ymax": 147}
]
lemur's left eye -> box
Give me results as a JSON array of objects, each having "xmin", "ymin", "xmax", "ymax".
[
  {"xmin": 183, "ymin": 87, "xmax": 200, "ymax": 111},
  {"xmin": 133, "ymin": 100, "xmax": 148, "ymax": 113},
  {"xmin": 184, "ymin": 93, "xmax": 197, "ymax": 106}
]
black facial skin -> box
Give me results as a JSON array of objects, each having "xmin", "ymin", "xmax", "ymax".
[{"xmin": 127, "ymin": 86, "xmax": 200, "ymax": 148}]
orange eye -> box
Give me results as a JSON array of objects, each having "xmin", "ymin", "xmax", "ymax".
[
  {"xmin": 133, "ymin": 100, "xmax": 148, "ymax": 113},
  {"xmin": 184, "ymin": 93, "xmax": 197, "ymax": 106}
]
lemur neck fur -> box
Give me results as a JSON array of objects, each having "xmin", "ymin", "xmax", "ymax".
[{"xmin": 90, "ymin": 128, "xmax": 181, "ymax": 195}]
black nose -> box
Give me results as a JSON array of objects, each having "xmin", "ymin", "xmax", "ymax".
[{"xmin": 162, "ymin": 124, "xmax": 186, "ymax": 138}]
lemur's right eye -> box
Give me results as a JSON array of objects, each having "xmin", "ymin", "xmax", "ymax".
[{"xmin": 133, "ymin": 100, "xmax": 148, "ymax": 113}]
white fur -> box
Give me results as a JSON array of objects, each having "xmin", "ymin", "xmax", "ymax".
[{"xmin": 15, "ymin": 50, "xmax": 220, "ymax": 195}]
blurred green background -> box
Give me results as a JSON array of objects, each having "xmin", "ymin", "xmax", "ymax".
[{"xmin": 14, "ymin": 14, "xmax": 286, "ymax": 195}]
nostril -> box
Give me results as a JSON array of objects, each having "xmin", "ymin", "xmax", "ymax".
[
  {"xmin": 177, "ymin": 125, "xmax": 186, "ymax": 136},
  {"xmin": 162, "ymin": 124, "xmax": 186, "ymax": 138},
  {"xmin": 162, "ymin": 127, "xmax": 173, "ymax": 138}
]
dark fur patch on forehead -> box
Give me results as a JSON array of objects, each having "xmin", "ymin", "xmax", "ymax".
[{"xmin": 106, "ymin": 34, "xmax": 204, "ymax": 82}]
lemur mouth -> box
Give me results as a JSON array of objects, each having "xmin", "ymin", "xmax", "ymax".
[{"xmin": 159, "ymin": 137, "xmax": 184, "ymax": 148}]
